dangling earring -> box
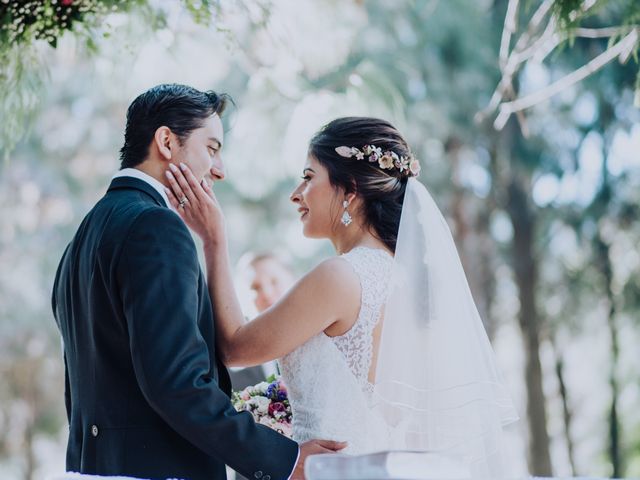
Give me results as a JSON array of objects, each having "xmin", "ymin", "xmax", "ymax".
[{"xmin": 341, "ymin": 200, "xmax": 352, "ymax": 226}]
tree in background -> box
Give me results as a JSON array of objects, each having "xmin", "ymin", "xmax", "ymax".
[{"xmin": 331, "ymin": 0, "xmax": 639, "ymax": 476}]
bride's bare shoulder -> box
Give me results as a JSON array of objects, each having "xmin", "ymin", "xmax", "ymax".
[
  {"xmin": 307, "ymin": 257, "xmax": 362, "ymax": 333},
  {"xmin": 300, "ymin": 257, "xmax": 361, "ymax": 301},
  {"xmin": 309, "ymin": 256, "xmax": 359, "ymax": 283}
]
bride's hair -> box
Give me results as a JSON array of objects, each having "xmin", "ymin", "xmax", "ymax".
[{"xmin": 309, "ymin": 117, "xmax": 412, "ymax": 252}]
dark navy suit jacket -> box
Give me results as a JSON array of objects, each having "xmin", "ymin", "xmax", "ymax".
[{"xmin": 52, "ymin": 176, "xmax": 298, "ymax": 480}]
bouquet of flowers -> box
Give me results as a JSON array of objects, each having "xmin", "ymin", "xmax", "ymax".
[{"xmin": 232, "ymin": 374, "xmax": 293, "ymax": 438}]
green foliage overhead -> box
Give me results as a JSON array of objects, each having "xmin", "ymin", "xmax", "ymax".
[
  {"xmin": 0, "ymin": 0, "xmax": 241, "ymax": 157},
  {"xmin": 0, "ymin": 0, "xmax": 223, "ymax": 48},
  {"xmin": 1, "ymin": 0, "xmax": 129, "ymax": 49},
  {"xmin": 552, "ymin": 0, "xmax": 597, "ymax": 31},
  {"xmin": 1, "ymin": 1, "xmax": 139, "ymax": 156},
  {"xmin": 551, "ymin": 0, "xmax": 640, "ymax": 38}
]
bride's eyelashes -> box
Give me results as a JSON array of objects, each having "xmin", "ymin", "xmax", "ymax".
[{"xmin": 301, "ymin": 175, "xmax": 311, "ymax": 182}]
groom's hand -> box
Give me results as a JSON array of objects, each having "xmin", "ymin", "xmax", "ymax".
[{"xmin": 291, "ymin": 440, "xmax": 347, "ymax": 480}]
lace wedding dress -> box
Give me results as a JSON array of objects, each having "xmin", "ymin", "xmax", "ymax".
[{"xmin": 279, "ymin": 246, "xmax": 393, "ymax": 455}]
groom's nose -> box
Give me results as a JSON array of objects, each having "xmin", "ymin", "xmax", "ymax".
[{"xmin": 209, "ymin": 164, "xmax": 225, "ymax": 182}]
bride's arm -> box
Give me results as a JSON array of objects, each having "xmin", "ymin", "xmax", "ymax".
[
  {"xmin": 205, "ymin": 242, "xmax": 358, "ymax": 366},
  {"xmin": 165, "ymin": 163, "xmax": 360, "ymax": 367}
]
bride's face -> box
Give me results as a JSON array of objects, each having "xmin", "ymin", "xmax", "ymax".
[{"xmin": 290, "ymin": 155, "xmax": 342, "ymax": 238}]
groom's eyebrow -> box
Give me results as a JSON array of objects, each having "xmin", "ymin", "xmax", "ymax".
[{"xmin": 208, "ymin": 137, "xmax": 223, "ymax": 149}]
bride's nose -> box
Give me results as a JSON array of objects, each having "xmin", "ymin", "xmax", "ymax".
[{"xmin": 290, "ymin": 185, "xmax": 303, "ymax": 203}]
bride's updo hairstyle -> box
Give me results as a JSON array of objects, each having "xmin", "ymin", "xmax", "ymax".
[{"xmin": 309, "ymin": 117, "xmax": 418, "ymax": 252}]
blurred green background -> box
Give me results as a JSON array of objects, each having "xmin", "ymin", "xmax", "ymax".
[{"xmin": 0, "ymin": 0, "xmax": 639, "ymax": 478}]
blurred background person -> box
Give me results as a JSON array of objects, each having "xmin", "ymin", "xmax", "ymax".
[
  {"xmin": 229, "ymin": 252, "xmax": 296, "ymax": 390},
  {"xmin": 249, "ymin": 252, "xmax": 296, "ymax": 314}
]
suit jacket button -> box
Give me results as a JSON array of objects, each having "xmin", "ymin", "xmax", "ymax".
[
  {"xmin": 91, "ymin": 425, "xmax": 99, "ymax": 437},
  {"xmin": 254, "ymin": 472, "xmax": 263, "ymax": 479},
  {"xmin": 263, "ymin": 476, "xmax": 270, "ymax": 480}
]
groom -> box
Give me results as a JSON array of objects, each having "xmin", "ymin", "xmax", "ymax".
[{"xmin": 51, "ymin": 84, "xmax": 344, "ymax": 480}]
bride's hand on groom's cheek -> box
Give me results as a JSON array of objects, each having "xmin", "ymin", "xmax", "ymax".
[{"xmin": 164, "ymin": 163, "xmax": 225, "ymax": 244}]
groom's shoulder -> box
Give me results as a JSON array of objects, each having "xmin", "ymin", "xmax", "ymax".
[
  {"xmin": 92, "ymin": 190, "xmax": 188, "ymax": 241},
  {"xmin": 114, "ymin": 205, "xmax": 194, "ymax": 258},
  {"xmin": 124, "ymin": 204, "xmax": 187, "ymax": 237},
  {"xmin": 95, "ymin": 192, "xmax": 182, "ymax": 231}
]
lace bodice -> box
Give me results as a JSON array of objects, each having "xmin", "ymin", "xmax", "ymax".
[
  {"xmin": 331, "ymin": 247, "xmax": 393, "ymax": 392},
  {"xmin": 279, "ymin": 247, "xmax": 393, "ymax": 454}
]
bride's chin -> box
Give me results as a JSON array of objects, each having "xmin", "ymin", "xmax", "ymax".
[{"xmin": 301, "ymin": 225, "xmax": 321, "ymax": 239}]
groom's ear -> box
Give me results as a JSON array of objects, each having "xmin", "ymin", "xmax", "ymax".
[{"xmin": 153, "ymin": 126, "xmax": 174, "ymax": 161}]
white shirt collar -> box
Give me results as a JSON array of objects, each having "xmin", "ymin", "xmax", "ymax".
[{"xmin": 112, "ymin": 168, "xmax": 172, "ymax": 209}]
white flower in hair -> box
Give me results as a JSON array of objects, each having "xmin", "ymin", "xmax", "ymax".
[
  {"xmin": 335, "ymin": 143, "xmax": 421, "ymax": 177},
  {"xmin": 390, "ymin": 151, "xmax": 400, "ymax": 168},
  {"xmin": 335, "ymin": 146, "xmax": 353, "ymax": 158},
  {"xmin": 353, "ymin": 148, "xmax": 365, "ymax": 160},
  {"xmin": 335, "ymin": 145, "xmax": 365, "ymax": 161},
  {"xmin": 378, "ymin": 153, "xmax": 395, "ymax": 169}
]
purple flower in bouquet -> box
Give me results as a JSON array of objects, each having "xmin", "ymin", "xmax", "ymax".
[
  {"xmin": 266, "ymin": 380, "xmax": 288, "ymax": 402},
  {"xmin": 266, "ymin": 382, "xmax": 277, "ymax": 399}
]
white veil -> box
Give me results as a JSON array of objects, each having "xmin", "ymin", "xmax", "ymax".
[{"xmin": 372, "ymin": 178, "xmax": 519, "ymax": 478}]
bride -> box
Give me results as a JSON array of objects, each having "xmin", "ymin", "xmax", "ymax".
[{"xmin": 165, "ymin": 117, "xmax": 519, "ymax": 478}]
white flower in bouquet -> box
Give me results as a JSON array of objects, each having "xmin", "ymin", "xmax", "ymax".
[
  {"xmin": 232, "ymin": 375, "xmax": 293, "ymax": 438},
  {"xmin": 248, "ymin": 395, "xmax": 270, "ymax": 415},
  {"xmin": 254, "ymin": 381, "xmax": 271, "ymax": 393}
]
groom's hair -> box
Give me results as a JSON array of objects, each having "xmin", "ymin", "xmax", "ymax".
[{"xmin": 119, "ymin": 84, "xmax": 232, "ymax": 169}]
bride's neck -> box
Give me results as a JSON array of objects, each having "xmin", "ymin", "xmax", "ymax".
[{"xmin": 331, "ymin": 224, "xmax": 385, "ymax": 256}]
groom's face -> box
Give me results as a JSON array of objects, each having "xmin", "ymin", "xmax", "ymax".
[{"xmin": 173, "ymin": 114, "xmax": 225, "ymax": 184}]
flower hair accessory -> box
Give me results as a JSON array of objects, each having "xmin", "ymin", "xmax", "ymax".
[{"xmin": 335, "ymin": 144, "xmax": 421, "ymax": 177}]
